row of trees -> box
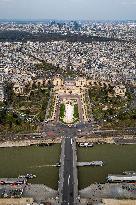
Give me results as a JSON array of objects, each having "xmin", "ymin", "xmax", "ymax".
[
  {"xmin": 89, "ymin": 85, "xmax": 136, "ymax": 127},
  {"xmin": 0, "ymin": 30, "xmax": 127, "ymax": 43},
  {"xmin": 0, "ymin": 82, "xmax": 51, "ymax": 133}
]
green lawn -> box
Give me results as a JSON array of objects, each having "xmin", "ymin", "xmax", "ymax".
[
  {"xmin": 59, "ymin": 104, "xmax": 65, "ymax": 122},
  {"xmin": 73, "ymin": 104, "xmax": 79, "ymax": 121}
]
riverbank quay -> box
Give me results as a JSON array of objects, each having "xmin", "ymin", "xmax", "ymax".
[
  {"xmin": 0, "ymin": 137, "xmax": 61, "ymax": 148},
  {"xmin": 0, "ymin": 184, "xmax": 58, "ymax": 204},
  {"xmin": 0, "ymin": 134, "xmax": 136, "ymax": 148},
  {"xmin": 76, "ymin": 134, "xmax": 136, "ymax": 144},
  {"xmin": 0, "ymin": 198, "xmax": 34, "ymax": 205},
  {"xmin": 79, "ymin": 183, "xmax": 136, "ymax": 205},
  {"xmin": 102, "ymin": 199, "xmax": 136, "ymax": 205},
  {"xmin": 23, "ymin": 184, "xmax": 58, "ymax": 203}
]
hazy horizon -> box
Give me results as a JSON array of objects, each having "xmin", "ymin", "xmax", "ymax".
[
  {"xmin": 0, "ymin": 18, "xmax": 135, "ymax": 22},
  {"xmin": 0, "ymin": 0, "xmax": 136, "ymax": 21}
]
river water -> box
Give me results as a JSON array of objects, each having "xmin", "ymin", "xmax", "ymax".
[
  {"xmin": 0, "ymin": 144, "xmax": 136, "ymax": 191},
  {"xmin": 78, "ymin": 144, "xmax": 136, "ymax": 189},
  {"xmin": 0, "ymin": 144, "xmax": 60, "ymax": 190}
]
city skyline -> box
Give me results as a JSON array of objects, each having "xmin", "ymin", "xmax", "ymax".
[{"xmin": 0, "ymin": 0, "xmax": 136, "ymax": 20}]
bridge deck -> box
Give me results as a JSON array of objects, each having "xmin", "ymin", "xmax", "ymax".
[{"xmin": 59, "ymin": 129, "xmax": 78, "ymax": 205}]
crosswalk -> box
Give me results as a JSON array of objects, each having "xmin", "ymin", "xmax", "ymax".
[{"xmin": 64, "ymin": 136, "xmax": 73, "ymax": 139}]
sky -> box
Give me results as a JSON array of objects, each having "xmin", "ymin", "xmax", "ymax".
[{"xmin": 0, "ymin": 0, "xmax": 136, "ymax": 20}]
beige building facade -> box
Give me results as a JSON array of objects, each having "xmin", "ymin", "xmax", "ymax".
[{"xmin": 48, "ymin": 76, "xmax": 92, "ymax": 123}]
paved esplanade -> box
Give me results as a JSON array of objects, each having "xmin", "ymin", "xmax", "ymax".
[{"xmin": 59, "ymin": 127, "xmax": 78, "ymax": 205}]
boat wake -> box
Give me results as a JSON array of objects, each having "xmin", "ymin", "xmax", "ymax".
[{"xmin": 30, "ymin": 164, "xmax": 56, "ymax": 168}]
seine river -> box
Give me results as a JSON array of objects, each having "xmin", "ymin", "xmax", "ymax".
[
  {"xmin": 0, "ymin": 144, "xmax": 60, "ymax": 190},
  {"xmin": 78, "ymin": 144, "xmax": 136, "ymax": 189},
  {"xmin": 0, "ymin": 144, "xmax": 136, "ymax": 190}
]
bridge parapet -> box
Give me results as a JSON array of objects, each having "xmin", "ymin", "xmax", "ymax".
[
  {"xmin": 73, "ymin": 138, "xmax": 79, "ymax": 205},
  {"xmin": 58, "ymin": 138, "xmax": 65, "ymax": 204}
]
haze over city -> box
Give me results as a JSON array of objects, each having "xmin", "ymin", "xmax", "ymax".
[{"xmin": 0, "ymin": 0, "xmax": 136, "ymax": 20}]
